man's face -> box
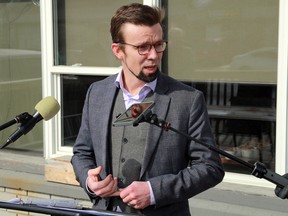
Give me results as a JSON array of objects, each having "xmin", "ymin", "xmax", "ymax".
[{"xmin": 115, "ymin": 23, "xmax": 164, "ymax": 83}]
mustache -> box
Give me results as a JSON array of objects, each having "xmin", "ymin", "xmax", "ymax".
[
  {"xmin": 127, "ymin": 65, "xmax": 159, "ymax": 83},
  {"xmin": 137, "ymin": 69, "xmax": 159, "ymax": 82}
]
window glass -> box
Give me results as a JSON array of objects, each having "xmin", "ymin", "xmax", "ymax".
[
  {"xmin": 53, "ymin": 0, "xmax": 142, "ymax": 146},
  {"xmin": 61, "ymin": 75, "xmax": 106, "ymax": 146},
  {"xmin": 165, "ymin": 0, "xmax": 278, "ymax": 173},
  {"xmin": 0, "ymin": 0, "xmax": 42, "ymax": 153},
  {"xmin": 165, "ymin": 0, "xmax": 278, "ymax": 83},
  {"xmin": 55, "ymin": 0, "xmax": 278, "ymax": 174},
  {"xmin": 54, "ymin": 0, "xmax": 143, "ymax": 147},
  {"xmin": 54, "ymin": 0, "xmax": 142, "ymax": 66}
]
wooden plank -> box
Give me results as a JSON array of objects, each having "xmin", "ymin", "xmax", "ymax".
[{"xmin": 45, "ymin": 156, "xmax": 79, "ymax": 186}]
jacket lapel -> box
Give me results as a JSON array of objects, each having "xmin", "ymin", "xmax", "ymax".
[
  {"xmin": 140, "ymin": 74, "xmax": 171, "ymax": 178},
  {"xmin": 96, "ymin": 82, "xmax": 119, "ymax": 177}
]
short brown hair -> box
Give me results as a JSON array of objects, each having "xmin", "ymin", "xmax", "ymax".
[{"xmin": 110, "ymin": 3, "xmax": 164, "ymax": 43}]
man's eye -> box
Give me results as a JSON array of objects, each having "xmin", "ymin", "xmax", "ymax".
[
  {"xmin": 155, "ymin": 43, "xmax": 163, "ymax": 48},
  {"xmin": 139, "ymin": 45, "xmax": 150, "ymax": 50}
]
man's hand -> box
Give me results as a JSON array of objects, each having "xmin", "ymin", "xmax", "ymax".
[
  {"xmin": 87, "ymin": 166, "xmax": 119, "ymax": 197},
  {"xmin": 120, "ymin": 181, "xmax": 151, "ymax": 209}
]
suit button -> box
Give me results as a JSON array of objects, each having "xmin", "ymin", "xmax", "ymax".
[
  {"xmin": 121, "ymin": 158, "xmax": 125, "ymax": 163},
  {"xmin": 123, "ymin": 138, "xmax": 128, "ymax": 144}
]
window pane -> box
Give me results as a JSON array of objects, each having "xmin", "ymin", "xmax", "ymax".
[
  {"xmin": 61, "ymin": 75, "xmax": 107, "ymax": 146},
  {"xmin": 186, "ymin": 82, "xmax": 276, "ymax": 174},
  {"xmin": 0, "ymin": 1, "xmax": 42, "ymax": 153},
  {"xmin": 166, "ymin": 0, "xmax": 278, "ymax": 83},
  {"xmin": 54, "ymin": 0, "xmax": 142, "ymax": 67},
  {"xmin": 166, "ymin": 0, "xmax": 278, "ymax": 173}
]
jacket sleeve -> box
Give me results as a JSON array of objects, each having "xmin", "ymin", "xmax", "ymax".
[
  {"xmin": 149, "ymin": 91, "xmax": 225, "ymax": 208},
  {"xmin": 71, "ymin": 85, "xmax": 98, "ymax": 200}
]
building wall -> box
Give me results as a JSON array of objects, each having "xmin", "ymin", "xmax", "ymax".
[{"xmin": 0, "ymin": 169, "xmax": 90, "ymax": 216}]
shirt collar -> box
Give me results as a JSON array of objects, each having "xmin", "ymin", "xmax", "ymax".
[
  {"xmin": 114, "ymin": 70, "xmax": 157, "ymax": 92},
  {"xmin": 114, "ymin": 70, "xmax": 157, "ymax": 109}
]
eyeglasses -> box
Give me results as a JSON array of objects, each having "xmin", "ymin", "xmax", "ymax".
[{"xmin": 119, "ymin": 41, "xmax": 167, "ymax": 55}]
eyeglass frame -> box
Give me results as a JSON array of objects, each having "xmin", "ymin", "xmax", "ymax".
[{"xmin": 118, "ymin": 40, "xmax": 168, "ymax": 55}]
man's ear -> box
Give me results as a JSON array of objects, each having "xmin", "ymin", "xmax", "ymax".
[{"xmin": 111, "ymin": 43, "xmax": 124, "ymax": 60}]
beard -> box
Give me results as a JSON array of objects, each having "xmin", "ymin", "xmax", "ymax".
[
  {"xmin": 123, "ymin": 57, "xmax": 159, "ymax": 83},
  {"xmin": 135, "ymin": 69, "xmax": 159, "ymax": 83}
]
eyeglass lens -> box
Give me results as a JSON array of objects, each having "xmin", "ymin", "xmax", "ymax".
[{"xmin": 139, "ymin": 42, "xmax": 167, "ymax": 54}]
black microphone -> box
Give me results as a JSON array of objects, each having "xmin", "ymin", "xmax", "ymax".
[
  {"xmin": 121, "ymin": 158, "xmax": 141, "ymax": 187},
  {"xmin": 0, "ymin": 112, "xmax": 31, "ymax": 131},
  {"xmin": 1, "ymin": 96, "xmax": 60, "ymax": 149}
]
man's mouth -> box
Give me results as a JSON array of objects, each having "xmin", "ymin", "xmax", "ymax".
[{"xmin": 144, "ymin": 65, "xmax": 157, "ymax": 71}]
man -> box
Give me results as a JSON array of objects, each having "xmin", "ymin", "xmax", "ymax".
[{"xmin": 71, "ymin": 3, "xmax": 224, "ymax": 216}]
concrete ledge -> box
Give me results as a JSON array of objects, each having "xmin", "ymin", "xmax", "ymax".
[
  {"xmin": 0, "ymin": 169, "xmax": 88, "ymax": 200},
  {"xmin": 190, "ymin": 182, "xmax": 288, "ymax": 215},
  {"xmin": 189, "ymin": 197, "xmax": 288, "ymax": 216},
  {"xmin": 0, "ymin": 150, "xmax": 44, "ymax": 175}
]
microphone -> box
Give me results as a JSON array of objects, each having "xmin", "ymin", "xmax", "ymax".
[
  {"xmin": 0, "ymin": 112, "xmax": 31, "ymax": 131},
  {"xmin": 120, "ymin": 158, "xmax": 141, "ymax": 187},
  {"xmin": 1, "ymin": 96, "xmax": 60, "ymax": 149}
]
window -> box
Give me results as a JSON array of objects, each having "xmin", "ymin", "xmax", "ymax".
[
  {"xmin": 0, "ymin": 0, "xmax": 42, "ymax": 153},
  {"xmin": 45, "ymin": 0, "xmax": 143, "ymax": 155},
  {"xmin": 164, "ymin": 0, "xmax": 278, "ymax": 176},
  {"xmin": 61, "ymin": 75, "xmax": 106, "ymax": 146},
  {"xmin": 44, "ymin": 0, "xmax": 288, "ymax": 186},
  {"xmin": 54, "ymin": 0, "xmax": 142, "ymax": 67}
]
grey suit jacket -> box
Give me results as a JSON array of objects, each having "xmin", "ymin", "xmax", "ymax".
[{"xmin": 71, "ymin": 72, "xmax": 224, "ymax": 216}]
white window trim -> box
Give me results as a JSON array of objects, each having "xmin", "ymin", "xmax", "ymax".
[
  {"xmin": 275, "ymin": 0, "xmax": 288, "ymax": 175},
  {"xmin": 143, "ymin": 0, "xmax": 160, "ymax": 7},
  {"xmin": 41, "ymin": 0, "xmax": 55, "ymax": 159},
  {"xmin": 41, "ymin": 0, "xmax": 120, "ymax": 158},
  {"xmin": 41, "ymin": 0, "xmax": 288, "ymax": 188}
]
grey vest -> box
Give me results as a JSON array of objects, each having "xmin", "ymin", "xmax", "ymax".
[
  {"xmin": 109, "ymin": 89, "xmax": 154, "ymax": 213},
  {"xmin": 111, "ymin": 89, "xmax": 155, "ymax": 185}
]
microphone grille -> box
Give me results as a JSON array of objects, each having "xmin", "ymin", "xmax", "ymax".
[
  {"xmin": 122, "ymin": 159, "xmax": 141, "ymax": 186},
  {"xmin": 35, "ymin": 96, "xmax": 60, "ymax": 121}
]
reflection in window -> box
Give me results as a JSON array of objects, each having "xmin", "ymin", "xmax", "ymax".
[
  {"xmin": 54, "ymin": 0, "xmax": 142, "ymax": 67},
  {"xmin": 184, "ymin": 81, "xmax": 276, "ymax": 174},
  {"xmin": 0, "ymin": 1, "xmax": 42, "ymax": 153},
  {"xmin": 165, "ymin": 0, "xmax": 278, "ymax": 83},
  {"xmin": 166, "ymin": 0, "xmax": 278, "ymax": 173}
]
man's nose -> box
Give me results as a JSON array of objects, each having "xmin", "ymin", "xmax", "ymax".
[{"xmin": 147, "ymin": 46, "xmax": 158, "ymax": 59}]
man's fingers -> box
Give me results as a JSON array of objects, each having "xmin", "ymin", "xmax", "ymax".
[
  {"xmin": 93, "ymin": 176, "xmax": 118, "ymax": 197},
  {"xmin": 110, "ymin": 177, "xmax": 120, "ymax": 196},
  {"xmin": 87, "ymin": 167, "xmax": 120, "ymax": 197},
  {"xmin": 88, "ymin": 166, "xmax": 102, "ymax": 182},
  {"xmin": 88, "ymin": 166, "xmax": 102, "ymax": 177},
  {"xmin": 111, "ymin": 191, "xmax": 120, "ymax": 196},
  {"xmin": 119, "ymin": 181, "xmax": 150, "ymax": 209}
]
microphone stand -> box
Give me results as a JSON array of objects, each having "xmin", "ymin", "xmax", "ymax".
[
  {"xmin": 135, "ymin": 109, "xmax": 288, "ymax": 198},
  {"xmin": 0, "ymin": 112, "xmax": 32, "ymax": 131},
  {"xmin": 0, "ymin": 112, "xmax": 33, "ymax": 149}
]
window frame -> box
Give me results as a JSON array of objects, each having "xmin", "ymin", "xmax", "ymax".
[
  {"xmin": 41, "ymin": 0, "xmax": 288, "ymax": 188},
  {"xmin": 275, "ymin": 0, "xmax": 288, "ymax": 175},
  {"xmin": 41, "ymin": 0, "xmax": 158, "ymax": 157}
]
